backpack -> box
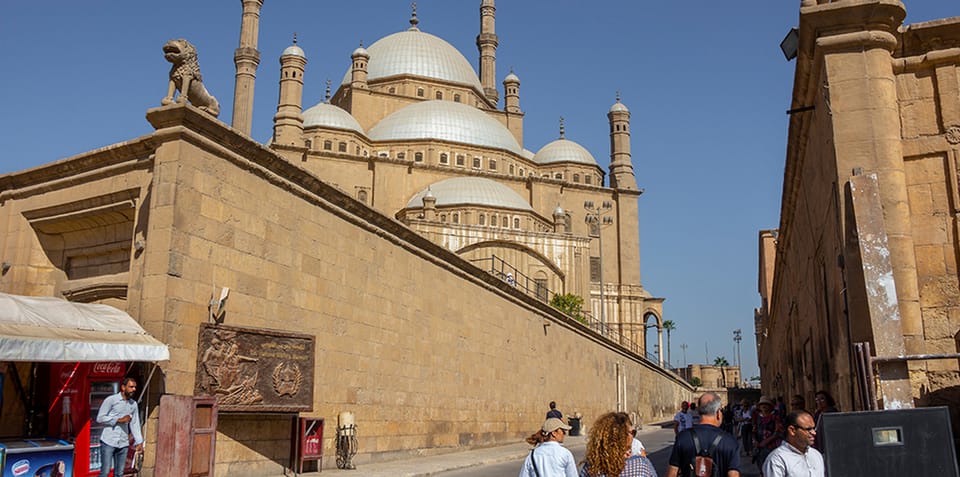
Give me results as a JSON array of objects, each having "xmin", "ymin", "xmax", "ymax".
[{"xmin": 690, "ymin": 429, "xmax": 724, "ymax": 477}]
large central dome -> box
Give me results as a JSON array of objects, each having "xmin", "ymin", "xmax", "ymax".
[
  {"xmin": 340, "ymin": 28, "xmax": 483, "ymax": 91},
  {"xmin": 368, "ymin": 101, "xmax": 522, "ymax": 154}
]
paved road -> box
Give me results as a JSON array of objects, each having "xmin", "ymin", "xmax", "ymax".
[{"xmin": 432, "ymin": 427, "xmax": 760, "ymax": 477}]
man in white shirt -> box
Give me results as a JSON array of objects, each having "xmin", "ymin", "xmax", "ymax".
[
  {"xmin": 96, "ymin": 377, "xmax": 143, "ymax": 477},
  {"xmin": 762, "ymin": 411, "xmax": 824, "ymax": 477}
]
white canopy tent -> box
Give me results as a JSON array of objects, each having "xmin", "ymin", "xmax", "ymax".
[{"xmin": 0, "ymin": 292, "xmax": 169, "ymax": 362}]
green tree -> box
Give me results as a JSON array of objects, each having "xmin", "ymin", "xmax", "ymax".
[
  {"xmin": 550, "ymin": 293, "xmax": 586, "ymax": 325},
  {"xmin": 662, "ymin": 320, "xmax": 676, "ymax": 367},
  {"xmin": 714, "ymin": 356, "xmax": 730, "ymax": 387},
  {"xmin": 688, "ymin": 376, "xmax": 702, "ymax": 387}
]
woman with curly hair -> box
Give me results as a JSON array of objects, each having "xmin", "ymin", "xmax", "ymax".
[{"xmin": 579, "ymin": 412, "xmax": 657, "ymax": 477}]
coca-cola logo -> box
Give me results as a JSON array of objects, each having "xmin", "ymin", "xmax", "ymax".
[
  {"xmin": 91, "ymin": 362, "xmax": 124, "ymax": 376},
  {"xmin": 59, "ymin": 367, "xmax": 77, "ymax": 385}
]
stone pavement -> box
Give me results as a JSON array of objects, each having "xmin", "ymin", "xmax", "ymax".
[{"xmin": 282, "ymin": 425, "xmax": 761, "ymax": 477}]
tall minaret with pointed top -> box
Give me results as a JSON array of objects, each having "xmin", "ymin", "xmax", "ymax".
[
  {"xmin": 608, "ymin": 93, "xmax": 637, "ymax": 190},
  {"xmin": 324, "ymin": 79, "xmax": 332, "ymax": 103},
  {"xmin": 232, "ymin": 0, "xmax": 264, "ymax": 136},
  {"xmin": 477, "ymin": 0, "xmax": 499, "ymax": 105},
  {"xmin": 272, "ymin": 35, "xmax": 306, "ymax": 147}
]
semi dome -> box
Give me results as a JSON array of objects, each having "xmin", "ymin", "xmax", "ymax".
[
  {"xmin": 406, "ymin": 177, "xmax": 533, "ymax": 211},
  {"xmin": 340, "ymin": 29, "xmax": 483, "ymax": 91},
  {"xmin": 368, "ymin": 101, "xmax": 522, "ymax": 153},
  {"xmin": 303, "ymin": 103, "xmax": 364, "ymax": 133},
  {"xmin": 533, "ymin": 139, "xmax": 599, "ymax": 166}
]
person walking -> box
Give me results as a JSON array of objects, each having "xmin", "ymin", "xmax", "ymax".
[
  {"xmin": 547, "ymin": 401, "xmax": 564, "ymax": 420},
  {"xmin": 579, "ymin": 412, "xmax": 657, "ymax": 477},
  {"xmin": 666, "ymin": 392, "xmax": 741, "ymax": 477},
  {"xmin": 753, "ymin": 396, "xmax": 783, "ymax": 470},
  {"xmin": 95, "ymin": 377, "xmax": 143, "ymax": 477},
  {"xmin": 762, "ymin": 411, "xmax": 824, "ymax": 477},
  {"xmin": 673, "ymin": 401, "xmax": 691, "ymax": 436},
  {"xmin": 519, "ymin": 417, "xmax": 578, "ymax": 477}
]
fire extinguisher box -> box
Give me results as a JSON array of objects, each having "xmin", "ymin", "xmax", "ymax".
[{"xmin": 292, "ymin": 417, "xmax": 324, "ymax": 473}]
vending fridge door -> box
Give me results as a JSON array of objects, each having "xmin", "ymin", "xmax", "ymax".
[{"xmin": 88, "ymin": 381, "xmax": 120, "ymax": 476}]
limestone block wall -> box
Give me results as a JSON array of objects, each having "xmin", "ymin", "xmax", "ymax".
[{"xmin": 0, "ymin": 105, "xmax": 692, "ymax": 477}]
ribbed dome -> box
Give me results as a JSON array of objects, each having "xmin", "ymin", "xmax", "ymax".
[
  {"xmin": 368, "ymin": 101, "xmax": 521, "ymax": 153},
  {"xmin": 533, "ymin": 139, "xmax": 598, "ymax": 166},
  {"xmin": 303, "ymin": 103, "xmax": 364, "ymax": 133},
  {"xmin": 406, "ymin": 177, "xmax": 533, "ymax": 211},
  {"xmin": 340, "ymin": 29, "xmax": 482, "ymax": 91}
]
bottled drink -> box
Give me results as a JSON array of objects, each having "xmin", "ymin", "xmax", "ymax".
[{"xmin": 59, "ymin": 396, "xmax": 74, "ymax": 441}]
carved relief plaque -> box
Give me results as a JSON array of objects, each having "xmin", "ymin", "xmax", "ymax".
[{"xmin": 195, "ymin": 323, "xmax": 315, "ymax": 412}]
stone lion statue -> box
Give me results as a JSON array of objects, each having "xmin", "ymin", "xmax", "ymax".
[{"xmin": 161, "ymin": 39, "xmax": 220, "ymax": 117}]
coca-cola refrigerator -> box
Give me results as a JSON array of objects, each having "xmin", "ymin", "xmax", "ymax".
[{"xmin": 48, "ymin": 362, "xmax": 129, "ymax": 477}]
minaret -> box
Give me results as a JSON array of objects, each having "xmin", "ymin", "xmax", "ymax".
[
  {"xmin": 608, "ymin": 93, "xmax": 637, "ymax": 190},
  {"xmin": 503, "ymin": 71, "xmax": 520, "ymax": 113},
  {"xmin": 232, "ymin": 0, "xmax": 264, "ymax": 136},
  {"xmin": 477, "ymin": 0, "xmax": 499, "ymax": 105},
  {"xmin": 272, "ymin": 35, "xmax": 306, "ymax": 147},
  {"xmin": 350, "ymin": 44, "xmax": 369, "ymax": 90}
]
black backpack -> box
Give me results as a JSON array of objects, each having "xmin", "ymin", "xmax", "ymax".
[{"xmin": 690, "ymin": 429, "xmax": 724, "ymax": 477}]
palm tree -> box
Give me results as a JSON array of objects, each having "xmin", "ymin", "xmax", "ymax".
[
  {"xmin": 662, "ymin": 320, "xmax": 676, "ymax": 368},
  {"xmin": 714, "ymin": 356, "xmax": 730, "ymax": 387}
]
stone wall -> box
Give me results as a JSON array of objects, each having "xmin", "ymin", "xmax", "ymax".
[{"xmin": 0, "ymin": 104, "xmax": 692, "ymax": 476}]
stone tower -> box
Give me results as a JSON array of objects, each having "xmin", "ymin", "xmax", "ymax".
[
  {"xmin": 232, "ymin": 0, "xmax": 264, "ymax": 136},
  {"xmin": 608, "ymin": 95, "xmax": 637, "ymax": 190},
  {"xmin": 477, "ymin": 0, "xmax": 499, "ymax": 105},
  {"xmin": 350, "ymin": 45, "xmax": 369, "ymax": 90},
  {"xmin": 272, "ymin": 37, "xmax": 306, "ymax": 147}
]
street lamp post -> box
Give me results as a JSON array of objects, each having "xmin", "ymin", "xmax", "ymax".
[
  {"xmin": 680, "ymin": 343, "xmax": 688, "ymax": 367},
  {"xmin": 584, "ymin": 200, "xmax": 614, "ymax": 335},
  {"xmin": 733, "ymin": 329, "xmax": 742, "ymax": 382}
]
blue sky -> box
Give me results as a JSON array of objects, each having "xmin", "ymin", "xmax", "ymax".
[{"xmin": 1, "ymin": 1, "xmax": 954, "ymax": 381}]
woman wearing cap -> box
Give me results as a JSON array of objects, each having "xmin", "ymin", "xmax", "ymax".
[
  {"xmin": 579, "ymin": 412, "xmax": 657, "ymax": 477},
  {"xmin": 752, "ymin": 396, "xmax": 783, "ymax": 471},
  {"xmin": 519, "ymin": 417, "xmax": 578, "ymax": 477}
]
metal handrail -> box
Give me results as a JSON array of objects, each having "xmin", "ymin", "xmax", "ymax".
[{"xmin": 471, "ymin": 254, "xmax": 661, "ymax": 369}]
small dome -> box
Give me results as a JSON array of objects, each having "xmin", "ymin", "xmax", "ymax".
[
  {"xmin": 609, "ymin": 101, "xmax": 629, "ymax": 113},
  {"xmin": 352, "ymin": 46, "xmax": 369, "ymax": 58},
  {"xmin": 533, "ymin": 139, "xmax": 598, "ymax": 166},
  {"xmin": 341, "ymin": 29, "xmax": 482, "ymax": 92},
  {"xmin": 368, "ymin": 101, "xmax": 521, "ymax": 154},
  {"xmin": 282, "ymin": 45, "xmax": 306, "ymax": 58},
  {"xmin": 504, "ymin": 72, "xmax": 520, "ymax": 83},
  {"xmin": 553, "ymin": 205, "xmax": 565, "ymax": 217},
  {"xmin": 406, "ymin": 177, "xmax": 533, "ymax": 211},
  {"xmin": 302, "ymin": 103, "xmax": 364, "ymax": 134}
]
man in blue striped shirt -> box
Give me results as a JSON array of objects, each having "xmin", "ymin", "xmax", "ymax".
[{"xmin": 96, "ymin": 377, "xmax": 143, "ymax": 477}]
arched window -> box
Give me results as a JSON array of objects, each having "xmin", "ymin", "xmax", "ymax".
[
  {"xmin": 502, "ymin": 216, "xmax": 508, "ymax": 227},
  {"xmin": 573, "ymin": 173, "xmax": 580, "ymax": 183},
  {"xmin": 472, "ymin": 157, "xmax": 481, "ymax": 169},
  {"xmin": 491, "ymin": 215, "xmax": 497, "ymax": 227},
  {"xmin": 452, "ymin": 213, "xmax": 459, "ymax": 224},
  {"xmin": 396, "ymin": 152, "xmax": 406, "ymax": 160},
  {"xmin": 454, "ymin": 94, "xmax": 461, "ymax": 103},
  {"xmin": 440, "ymin": 153, "xmax": 449, "ymax": 164},
  {"xmin": 479, "ymin": 214, "xmax": 485, "ymax": 225},
  {"xmin": 357, "ymin": 189, "xmax": 368, "ymax": 203},
  {"xmin": 456, "ymin": 154, "xmax": 465, "ymax": 166},
  {"xmin": 509, "ymin": 164, "xmax": 515, "ymax": 175},
  {"xmin": 323, "ymin": 140, "xmax": 332, "ymax": 150},
  {"xmin": 417, "ymin": 87, "xmax": 425, "ymax": 97},
  {"xmin": 440, "ymin": 214, "xmax": 446, "ymax": 222},
  {"xmin": 489, "ymin": 159, "xmax": 497, "ymax": 171},
  {"xmin": 338, "ymin": 142, "xmax": 347, "ymax": 152},
  {"xmin": 414, "ymin": 152, "xmax": 423, "ymax": 162},
  {"xmin": 519, "ymin": 167, "xmax": 524, "ymax": 176},
  {"xmin": 435, "ymin": 91, "xmax": 443, "ymax": 100},
  {"xmin": 513, "ymin": 217, "xmax": 520, "ymax": 228},
  {"xmin": 585, "ymin": 175, "xmax": 592, "ymax": 185},
  {"xmin": 389, "ymin": 87, "xmax": 397, "ymax": 94},
  {"xmin": 554, "ymin": 173, "xmax": 563, "ymax": 180}
]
